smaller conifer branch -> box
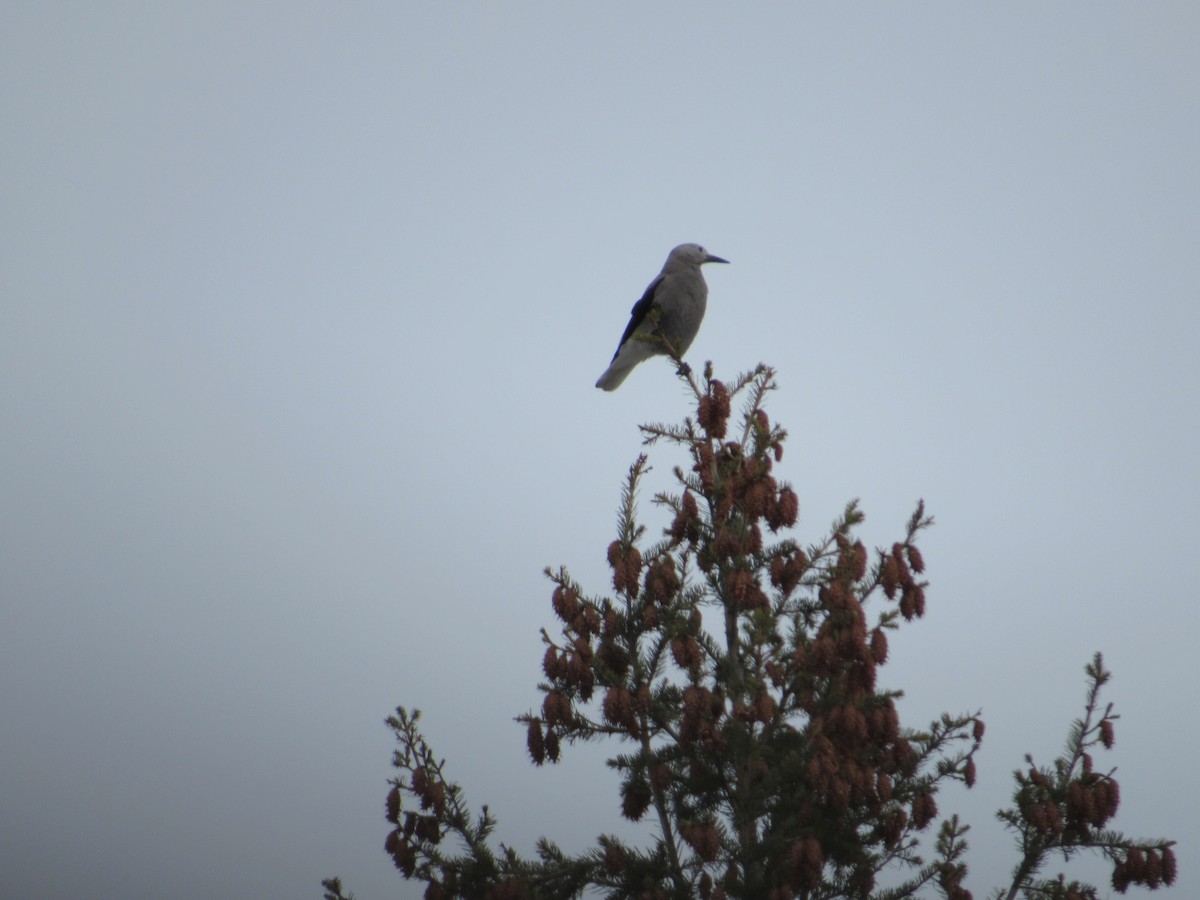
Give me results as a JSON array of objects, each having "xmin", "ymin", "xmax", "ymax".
[{"xmin": 995, "ymin": 654, "xmax": 1177, "ymax": 900}]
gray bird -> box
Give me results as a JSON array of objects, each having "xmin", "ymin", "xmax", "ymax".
[{"xmin": 595, "ymin": 243, "xmax": 729, "ymax": 391}]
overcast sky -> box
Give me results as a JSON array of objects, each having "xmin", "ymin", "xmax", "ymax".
[{"xmin": 2, "ymin": 4, "xmax": 1197, "ymax": 899}]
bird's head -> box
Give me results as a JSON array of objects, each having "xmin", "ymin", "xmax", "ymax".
[{"xmin": 667, "ymin": 243, "xmax": 730, "ymax": 268}]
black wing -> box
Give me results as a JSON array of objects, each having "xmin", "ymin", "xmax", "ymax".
[{"xmin": 610, "ymin": 275, "xmax": 664, "ymax": 361}]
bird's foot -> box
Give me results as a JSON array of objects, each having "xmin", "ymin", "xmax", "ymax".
[{"xmin": 676, "ymin": 361, "xmax": 691, "ymax": 378}]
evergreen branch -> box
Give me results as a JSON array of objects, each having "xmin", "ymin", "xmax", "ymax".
[{"xmin": 344, "ymin": 361, "xmax": 1176, "ymax": 900}]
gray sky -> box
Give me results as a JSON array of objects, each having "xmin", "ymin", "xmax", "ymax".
[{"xmin": 2, "ymin": 4, "xmax": 1197, "ymax": 898}]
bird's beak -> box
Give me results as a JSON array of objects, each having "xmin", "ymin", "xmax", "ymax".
[{"xmin": 705, "ymin": 254, "xmax": 729, "ymax": 265}]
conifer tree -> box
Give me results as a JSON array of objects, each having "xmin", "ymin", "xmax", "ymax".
[{"xmin": 324, "ymin": 361, "xmax": 1175, "ymax": 900}]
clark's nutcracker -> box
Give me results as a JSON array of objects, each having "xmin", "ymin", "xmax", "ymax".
[{"xmin": 595, "ymin": 243, "xmax": 729, "ymax": 391}]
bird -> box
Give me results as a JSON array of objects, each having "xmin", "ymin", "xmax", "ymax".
[{"xmin": 595, "ymin": 243, "xmax": 729, "ymax": 391}]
